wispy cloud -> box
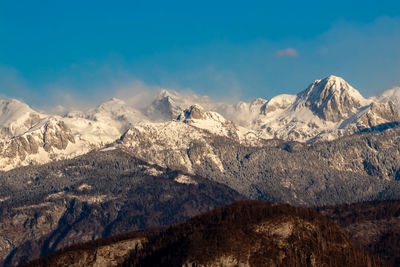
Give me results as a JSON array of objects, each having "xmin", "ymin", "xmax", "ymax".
[{"xmin": 275, "ymin": 48, "xmax": 298, "ymax": 57}]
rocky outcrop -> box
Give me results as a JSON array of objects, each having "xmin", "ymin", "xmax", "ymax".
[
  {"xmin": 0, "ymin": 118, "xmax": 76, "ymax": 169},
  {"xmin": 177, "ymin": 104, "xmax": 207, "ymax": 120},
  {"xmin": 42, "ymin": 120, "xmax": 75, "ymax": 152}
]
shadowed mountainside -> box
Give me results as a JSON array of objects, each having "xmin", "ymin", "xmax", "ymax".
[
  {"xmin": 318, "ymin": 200, "xmax": 400, "ymax": 266},
  {"xmin": 0, "ymin": 150, "xmax": 243, "ymax": 267},
  {"xmin": 22, "ymin": 201, "xmax": 386, "ymax": 267}
]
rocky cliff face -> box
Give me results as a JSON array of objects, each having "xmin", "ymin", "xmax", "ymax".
[{"xmin": 0, "ymin": 118, "xmax": 76, "ymax": 170}]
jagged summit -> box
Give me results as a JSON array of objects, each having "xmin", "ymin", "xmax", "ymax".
[
  {"xmin": 293, "ymin": 75, "xmax": 370, "ymax": 122},
  {"xmin": 177, "ymin": 104, "xmax": 207, "ymax": 121},
  {"xmin": 146, "ymin": 90, "xmax": 182, "ymax": 120}
]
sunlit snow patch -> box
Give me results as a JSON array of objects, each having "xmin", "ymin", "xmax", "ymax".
[
  {"xmin": 174, "ymin": 174, "xmax": 198, "ymax": 185},
  {"xmin": 99, "ymin": 146, "xmax": 117, "ymax": 152}
]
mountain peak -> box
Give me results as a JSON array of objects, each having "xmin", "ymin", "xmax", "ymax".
[
  {"xmin": 325, "ymin": 74, "xmax": 343, "ymax": 81},
  {"xmin": 146, "ymin": 90, "xmax": 182, "ymax": 120},
  {"xmin": 156, "ymin": 89, "xmax": 181, "ymax": 100},
  {"xmin": 294, "ymin": 75, "xmax": 369, "ymax": 122},
  {"xmin": 313, "ymin": 75, "xmax": 358, "ymax": 94}
]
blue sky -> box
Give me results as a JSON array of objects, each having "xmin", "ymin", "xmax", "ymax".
[{"xmin": 1, "ymin": 0, "xmax": 400, "ymax": 109}]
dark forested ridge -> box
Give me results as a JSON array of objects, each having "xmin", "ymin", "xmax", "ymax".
[
  {"xmin": 0, "ymin": 150, "xmax": 243, "ymax": 267},
  {"xmin": 318, "ymin": 200, "xmax": 400, "ymax": 266},
  {"xmin": 23, "ymin": 201, "xmax": 387, "ymax": 267}
]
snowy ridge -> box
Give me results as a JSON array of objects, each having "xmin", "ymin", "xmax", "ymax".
[
  {"xmin": 0, "ymin": 75, "xmax": 399, "ymax": 170},
  {"xmin": 118, "ymin": 121, "xmax": 226, "ymax": 173},
  {"xmin": 0, "ymin": 98, "xmax": 148, "ymax": 170}
]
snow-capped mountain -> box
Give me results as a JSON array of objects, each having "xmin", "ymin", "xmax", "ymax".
[
  {"xmin": 0, "ymin": 75, "xmax": 399, "ymax": 170},
  {"xmin": 117, "ymin": 120, "xmax": 225, "ymax": 174},
  {"xmin": 292, "ymin": 75, "xmax": 371, "ymax": 122},
  {"xmin": 0, "ymin": 117, "xmax": 76, "ymax": 170},
  {"xmin": 141, "ymin": 75, "xmax": 399, "ymax": 142},
  {"xmin": 145, "ymin": 89, "xmax": 217, "ymax": 121},
  {"xmin": 0, "ymin": 98, "xmax": 149, "ymax": 170},
  {"xmin": 252, "ymin": 76, "xmax": 399, "ymax": 142}
]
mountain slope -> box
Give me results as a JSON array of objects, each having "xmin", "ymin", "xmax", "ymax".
[
  {"xmin": 0, "ymin": 149, "xmax": 243, "ymax": 266},
  {"xmin": 118, "ymin": 122, "xmax": 400, "ymax": 206},
  {"xmin": 318, "ymin": 200, "xmax": 400, "ymax": 265},
  {"xmin": 23, "ymin": 201, "xmax": 383, "ymax": 267}
]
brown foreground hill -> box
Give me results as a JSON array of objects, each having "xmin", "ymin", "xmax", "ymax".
[
  {"xmin": 318, "ymin": 200, "xmax": 400, "ymax": 266},
  {"xmin": 22, "ymin": 201, "xmax": 385, "ymax": 267}
]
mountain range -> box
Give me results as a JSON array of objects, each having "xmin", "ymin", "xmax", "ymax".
[
  {"xmin": 0, "ymin": 75, "xmax": 399, "ymax": 171},
  {"xmin": 1, "ymin": 75, "xmax": 400, "ymax": 266}
]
